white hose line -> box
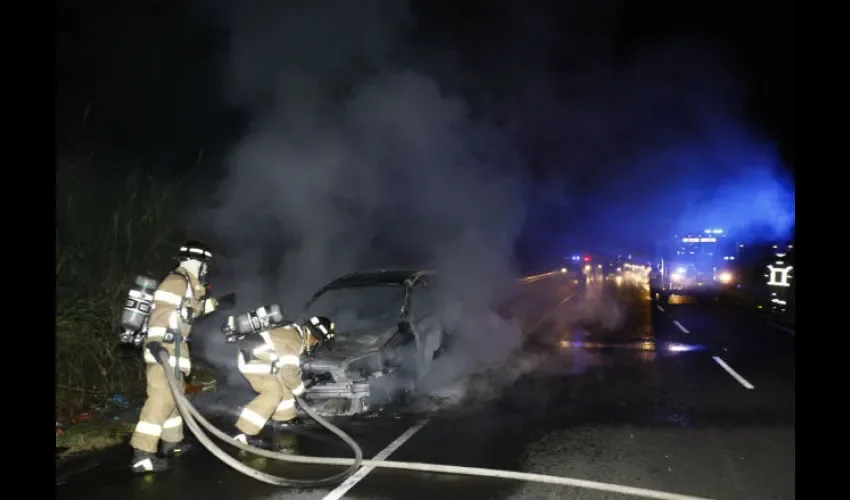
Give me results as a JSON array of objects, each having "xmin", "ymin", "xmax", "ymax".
[
  {"xmin": 161, "ymin": 346, "xmax": 716, "ymax": 500},
  {"xmin": 178, "ymin": 380, "xmax": 714, "ymax": 499},
  {"xmin": 158, "ymin": 347, "xmax": 363, "ymax": 487},
  {"xmin": 269, "ymin": 453, "xmax": 717, "ymax": 500}
]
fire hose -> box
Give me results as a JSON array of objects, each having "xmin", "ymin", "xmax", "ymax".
[
  {"xmin": 153, "ymin": 344, "xmax": 715, "ymax": 500},
  {"xmin": 151, "ymin": 342, "xmax": 363, "ymax": 487}
]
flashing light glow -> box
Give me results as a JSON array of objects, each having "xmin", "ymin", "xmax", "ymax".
[
  {"xmin": 676, "ymin": 267, "xmax": 686, "ymax": 274},
  {"xmin": 766, "ymin": 265, "xmax": 792, "ymax": 287},
  {"xmin": 682, "ymin": 237, "xmax": 717, "ymax": 243},
  {"xmin": 667, "ymin": 343, "xmax": 702, "ymax": 352},
  {"xmin": 671, "ymin": 273, "xmax": 683, "ymax": 282},
  {"xmin": 583, "ymin": 256, "xmax": 591, "ymax": 261},
  {"xmin": 718, "ymin": 272, "xmax": 732, "ymax": 284}
]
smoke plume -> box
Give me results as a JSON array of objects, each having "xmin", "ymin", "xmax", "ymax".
[
  {"xmin": 189, "ymin": 0, "xmax": 529, "ymax": 399},
  {"xmin": 184, "ymin": 1, "xmax": 793, "ymax": 404}
]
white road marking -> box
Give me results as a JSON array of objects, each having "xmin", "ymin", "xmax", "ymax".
[
  {"xmin": 656, "ymin": 305, "xmax": 665, "ymax": 312},
  {"xmin": 672, "ymin": 320, "xmax": 689, "ymax": 333},
  {"xmin": 767, "ymin": 322, "xmax": 795, "ymax": 335},
  {"xmin": 527, "ymin": 290, "xmax": 580, "ymax": 332},
  {"xmin": 322, "ymin": 419, "xmax": 430, "ymax": 500},
  {"xmin": 518, "ymin": 271, "xmax": 559, "ymax": 283},
  {"xmin": 712, "ymin": 356, "xmax": 755, "ymax": 389}
]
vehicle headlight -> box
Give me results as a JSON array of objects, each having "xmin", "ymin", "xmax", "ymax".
[{"xmin": 719, "ymin": 272, "xmax": 733, "ymax": 284}]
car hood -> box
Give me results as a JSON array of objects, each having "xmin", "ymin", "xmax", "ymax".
[{"xmin": 310, "ymin": 324, "xmax": 399, "ymax": 361}]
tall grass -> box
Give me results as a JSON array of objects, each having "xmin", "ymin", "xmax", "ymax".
[{"xmin": 56, "ymin": 163, "xmax": 188, "ymax": 418}]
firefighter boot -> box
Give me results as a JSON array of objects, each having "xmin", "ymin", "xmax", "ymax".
[
  {"xmin": 159, "ymin": 440, "xmax": 193, "ymax": 458},
  {"xmin": 232, "ymin": 426, "xmax": 273, "ymax": 450},
  {"xmin": 130, "ymin": 449, "xmax": 169, "ymax": 474}
]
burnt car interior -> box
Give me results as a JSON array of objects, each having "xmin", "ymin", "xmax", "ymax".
[{"xmin": 295, "ymin": 269, "xmax": 443, "ymax": 417}]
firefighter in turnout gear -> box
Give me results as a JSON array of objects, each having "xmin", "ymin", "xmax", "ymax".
[
  {"xmin": 227, "ymin": 312, "xmax": 335, "ymax": 449},
  {"xmin": 129, "ymin": 241, "xmax": 218, "ymax": 473}
]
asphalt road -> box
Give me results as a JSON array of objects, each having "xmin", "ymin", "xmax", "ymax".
[{"xmin": 56, "ymin": 275, "xmax": 795, "ymax": 500}]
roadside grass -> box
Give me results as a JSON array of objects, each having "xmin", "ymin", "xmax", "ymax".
[
  {"xmin": 56, "ymin": 419, "xmax": 135, "ymax": 458},
  {"xmin": 55, "ymin": 362, "xmax": 217, "ymax": 459},
  {"xmin": 56, "ymin": 161, "xmax": 191, "ymax": 452}
]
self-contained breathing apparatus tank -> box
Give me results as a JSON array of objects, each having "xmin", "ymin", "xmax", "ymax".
[
  {"xmin": 120, "ymin": 275, "xmax": 159, "ymax": 345},
  {"xmin": 222, "ymin": 304, "xmax": 286, "ymax": 343}
]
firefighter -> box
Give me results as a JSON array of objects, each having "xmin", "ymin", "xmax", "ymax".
[
  {"xmin": 129, "ymin": 241, "xmax": 218, "ymax": 473},
  {"xmin": 231, "ymin": 314, "xmax": 335, "ymax": 449}
]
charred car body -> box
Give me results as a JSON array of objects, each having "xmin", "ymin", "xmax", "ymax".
[{"xmin": 294, "ymin": 269, "xmax": 451, "ymax": 417}]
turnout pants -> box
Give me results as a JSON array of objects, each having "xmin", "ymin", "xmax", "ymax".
[
  {"xmin": 235, "ymin": 370, "xmax": 298, "ymax": 436},
  {"xmin": 130, "ymin": 345, "xmax": 191, "ymax": 453}
]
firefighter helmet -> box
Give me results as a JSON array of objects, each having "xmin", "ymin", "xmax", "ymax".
[
  {"xmin": 177, "ymin": 240, "xmax": 214, "ymax": 262},
  {"xmin": 304, "ymin": 316, "xmax": 335, "ymax": 342}
]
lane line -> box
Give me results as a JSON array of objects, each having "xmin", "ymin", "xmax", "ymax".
[
  {"xmin": 767, "ymin": 321, "xmax": 795, "ymax": 335},
  {"xmin": 672, "ymin": 320, "xmax": 689, "ymax": 333},
  {"xmin": 656, "ymin": 305, "xmax": 665, "ymax": 312},
  {"xmin": 518, "ymin": 271, "xmax": 560, "ymax": 283},
  {"xmin": 526, "ymin": 290, "xmax": 580, "ymax": 332},
  {"xmin": 322, "ymin": 419, "xmax": 430, "ymax": 500},
  {"xmin": 712, "ymin": 356, "xmax": 755, "ymax": 389}
]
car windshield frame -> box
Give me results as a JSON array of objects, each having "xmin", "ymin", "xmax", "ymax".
[{"xmin": 299, "ymin": 283, "xmax": 408, "ymax": 333}]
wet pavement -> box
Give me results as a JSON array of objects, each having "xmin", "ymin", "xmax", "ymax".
[{"xmin": 56, "ymin": 276, "xmax": 795, "ymax": 500}]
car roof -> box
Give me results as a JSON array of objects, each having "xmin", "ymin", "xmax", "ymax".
[
  {"xmin": 320, "ymin": 268, "xmax": 435, "ymax": 290},
  {"xmin": 298, "ymin": 269, "xmax": 437, "ymax": 318}
]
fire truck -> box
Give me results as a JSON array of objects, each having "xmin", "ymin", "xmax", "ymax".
[{"xmin": 649, "ymin": 229, "xmax": 738, "ymax": 302}]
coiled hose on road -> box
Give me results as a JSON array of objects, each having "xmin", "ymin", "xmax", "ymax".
[
  {"xmin": 154, "ymin": 345, "xmax": 715, "ymax": 500},
  {"xmin": 153, "ymin": 343, "xmax": 364, "ymax": 487}
]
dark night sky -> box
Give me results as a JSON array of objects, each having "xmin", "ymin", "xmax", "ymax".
[
  {"xmin": 419, "ymin": 0, "xmax": 795, "ymax": 167},
  {"xmin": 617, "ymin": 0, "xmax": 795, "ymax": 170},
  {"xmin": 57, "ymin": 0, "xmax": 795, "ymax": 265},
  {"xmin": 57, "ymin": 0, "xmax": 795, "ymax": 165}
]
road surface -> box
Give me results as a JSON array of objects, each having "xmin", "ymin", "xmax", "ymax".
[{"xmin": 56, "ymin": 275, "xmax": 795, "ymax": 500}]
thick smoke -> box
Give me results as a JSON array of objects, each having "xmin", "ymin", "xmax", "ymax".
[
  {"xmin": 185, "ymin": 1, "xmax": 793, "ymax": 405},
  {"xmin": 189, "ymin": 0, "xmax": 528, "ymax": 398}
]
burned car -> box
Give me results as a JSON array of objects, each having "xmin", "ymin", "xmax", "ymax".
[{"xmin": 295, "ymin": 269, "xmax": 451, "ymax": 417}]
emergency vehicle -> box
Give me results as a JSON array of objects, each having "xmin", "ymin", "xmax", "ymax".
[{"xmin": 649, "ymin": 229, "xmax": 738, "ymax": 302}]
